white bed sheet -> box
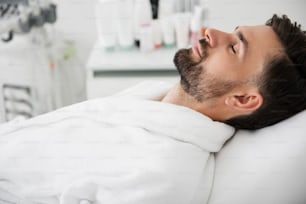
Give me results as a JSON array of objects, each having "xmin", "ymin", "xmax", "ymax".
[{"xmin": 209, "ymin": 110, "xmax": 306, "ymax": 204}]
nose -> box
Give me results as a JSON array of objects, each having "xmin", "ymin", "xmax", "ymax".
[{"xmin": 205, "ymin": 28, "xmax": 232, "ymax": 48}]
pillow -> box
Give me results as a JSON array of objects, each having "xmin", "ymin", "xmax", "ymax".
[{"xmin": 209, "ymin": 110, "xmax": 306, "ymax": 204}]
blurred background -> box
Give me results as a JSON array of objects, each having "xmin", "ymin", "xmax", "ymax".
[{"xmin": 0, "ymin": 0, "xmax": 305, "ymax": 123}]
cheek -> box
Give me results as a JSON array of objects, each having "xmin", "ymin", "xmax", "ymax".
[
  {"xmin": 248, "ymin": 52, "xmax": 265, "ymax": 74},
  {"xmin": 204, "ymin": 54, "xmax": 250, "ymax": 81},
  {"xmin": 204, "ymin": 55, "xmax": 235, "ymax": 77}
]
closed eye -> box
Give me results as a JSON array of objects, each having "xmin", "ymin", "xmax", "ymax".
[
  {"xmin": 231, "ymin": 44, "xmax": 236, "ymax": 54},
  {"xmin": 237, "ymin": 32, "xmax": 245, "ymax": 43},
  {"xmin": 234, "ymin": 26, "xmax": 248, "ymax": 59}
]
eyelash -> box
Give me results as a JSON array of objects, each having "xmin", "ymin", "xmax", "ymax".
[
  {"xmin": 238, "ymin": 32, "xmax": 244, "ymax": 42},
  {"xmin": 231, "ymin": 32, "xmax": 244, "ymax": 54},
  {"xmin": 231, "ymin": 44, "xmax": 236, "ymax": 54}
]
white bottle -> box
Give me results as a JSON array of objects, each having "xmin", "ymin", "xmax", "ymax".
[
  {"xmin": 140, "ymin": 24, "xmax": 154, "ymax": 52},
  {"xmin": 96, "ymin": 0, "xmax": 117, "ymax": 51},
  {"xmin": 160, "ymin": 16, "xmax": 175, "ymax": 48},
  {"xmin": 152, "ymin": 19, "xmax": 163, "ymax": 49},
  {"xmin": 115, "ymin": 0, "xmax": 134, "ymax": 50},
  {"xmin": 133, "ymin": 0, "xmax": 152, "ymax": 47},
  {"xmin": 190, "ymin": 5, "xmax": 203, "ymax": 46},
  {"xmin": 174, "ymin": 12, "xmax": 191, "ymax": 48},
  {"xmin": 200, "ymin": 0, "xmax": 210, "ymax": 38},
  {"xmin": 159, "ymin": 0, "xmax": 175, "ymax": 17},
  {"xmin": 159, "ymin": 0, "xmax": 176, "ymax": 48}
]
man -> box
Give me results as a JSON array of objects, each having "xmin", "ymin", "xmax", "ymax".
[
  {"xmin": 0, "ymin": 14, "xmax": 305, "ymax": 204},
  {"xmin": 163, "ymin": 14, "xmax": 306, "ymax": 130}
]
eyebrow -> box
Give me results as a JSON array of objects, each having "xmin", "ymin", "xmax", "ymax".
[{"xmin": 235, "ymin": 26, "xmax": 249, "ymax": 59}]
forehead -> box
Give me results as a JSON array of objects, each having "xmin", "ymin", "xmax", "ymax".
[
  {"xmin": 245, "ymin": 25, "xmax": 283, "ymax": 52},
  {"xmin": 240, "ymin": 25, "xmax": 284, "ymax": 72}
]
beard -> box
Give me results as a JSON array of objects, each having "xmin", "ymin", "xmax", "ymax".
[{"xmin": 173, "ymin": 39, "xmax": 242, "ymax": 102}]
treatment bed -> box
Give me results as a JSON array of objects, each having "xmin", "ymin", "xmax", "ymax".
[{"xmin": 0, "ymin": 81, "xmax": 305, "ymax": 204}]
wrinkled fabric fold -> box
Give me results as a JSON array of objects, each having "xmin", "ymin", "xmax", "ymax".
[{"xmin": 0, "ymin": 82, "xmax": 234, "ymax": 204}]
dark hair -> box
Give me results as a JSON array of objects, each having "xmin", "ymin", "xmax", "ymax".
[{"xmin": 225, "ymin": 14, "xmax": 306, "ymax": 130}]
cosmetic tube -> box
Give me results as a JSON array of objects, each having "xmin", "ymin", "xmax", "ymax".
[
  {"xmin": 190, "ymin": 5, "xmax": 203, "ymax": 46},
  {"xmin": 160, "ymin": 15, "xmax": 175, "ymax": 48},
  {"xmin": 115, "ymin": 0, "xmax": 134, "ymax": 50},
  {"xmin": 150, "ymin": 0, "xmax": 159, "ymax": 19},
  {"xmin": 133, "ymin": 0, "xmax": 152, "ymax": 47},
  {"xmin": 96, "ymin": 0, "xmax": 117, "ymax": 51},
  {"xmin": 158, "ymin": 0, "xmax": 175, "ymax": 17},
  {"xmin": 139, "ymin": 23, "xmax": 154, "ymax": 52},
  {"xmin": 152, "ymin": 19, "xmax": 162, "ymax": 49},
  {"xmin": 174, "ymin": 12, "xmax": 191, "ymax": 48},
  {"xmin": 200, "ymin": 0, "xmax": 210, "ymax": 38}
]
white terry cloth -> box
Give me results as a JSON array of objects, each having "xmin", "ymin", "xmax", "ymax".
[{"xmin": 0, "ymin": 81, "xmax": 234, "ymax": 204}]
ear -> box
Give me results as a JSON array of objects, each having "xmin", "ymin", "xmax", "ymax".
[{"xmin": 225, "ymin": 92, "xmax": 263, "ymax": 113}]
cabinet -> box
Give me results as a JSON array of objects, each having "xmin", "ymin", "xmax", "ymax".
[
  {"xmin": 86, "ymin": 45, "xmax": 180, "ymax": 99},
  {"xmin": 0, "ymin": 37, "xmax": 37, "ymax": 122}
]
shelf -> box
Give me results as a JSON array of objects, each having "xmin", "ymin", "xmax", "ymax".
[
  {"xmin": 85, "ymin": 43, "xmax": 180, "ymax": 98},
  {"xmin": 86, "ymin": 44, "xmax": 178, "ymax": 71}
]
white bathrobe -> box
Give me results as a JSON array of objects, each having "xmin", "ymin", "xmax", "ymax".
[{"xmin": 0, "ymin": 81, "xmax": 234, "ymax": 204}]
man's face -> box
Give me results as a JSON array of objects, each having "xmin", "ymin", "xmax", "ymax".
[{"xmin": 174, "ymin": 25, "xmax": 283, "ymax": 102}]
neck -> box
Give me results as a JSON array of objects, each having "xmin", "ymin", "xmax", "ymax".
[
  {"xmin": 161, "ymin": 84, "xmax": 194, "ymax": 107},
  {"xmin": 161, "ymin": 83, "xmax": 226, "ymax": 121}
]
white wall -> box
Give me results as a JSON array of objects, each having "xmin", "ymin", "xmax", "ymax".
[
  {"xmin": 206, "ymin": 0, "xmax": 306, "ymax": 32},
  {"xmin": 54, "ymin": 0, "xmax": 98, "ymax": 64},
  {"xmin": 54, "ymin": 0, "xmax": 306, "ymax": 64}
]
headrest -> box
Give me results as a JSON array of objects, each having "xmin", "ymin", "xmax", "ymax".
[{"xmin": 209, "ymin": 110, "xmax": 306, "ymax": 204}]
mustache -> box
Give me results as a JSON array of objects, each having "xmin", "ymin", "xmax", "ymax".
[
  {"xmin": 173, "ymin": 38, "xmax": 209, "ymax": 71},
  {"xmin": 173, "ymin": 38, "xmax": 209, "ymax": 98},
  {"xmin": 198, "ymin": 38, "xmax": 209, "ymax": 60}
]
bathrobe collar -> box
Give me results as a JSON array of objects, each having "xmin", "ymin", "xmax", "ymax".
[{"xmin": 96, "ymin": 97, "xmax": 235, "ymax": 152}]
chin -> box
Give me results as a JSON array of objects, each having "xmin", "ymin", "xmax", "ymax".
[{"xmin": 173, "ymin": 48, "xmax": 197, "ymax": 75}]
